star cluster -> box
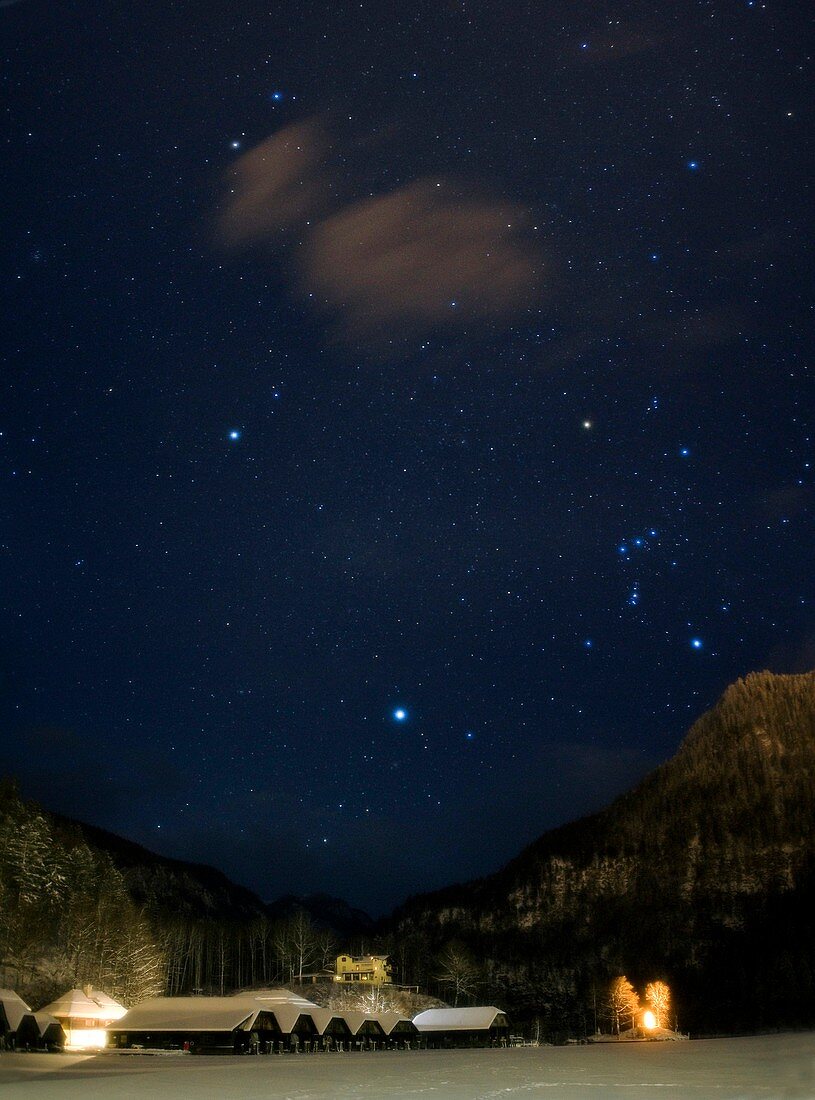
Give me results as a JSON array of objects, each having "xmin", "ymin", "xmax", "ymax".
[{"xmin": 0, "ymin": 0, "xmax": 811, "ymax": 914}]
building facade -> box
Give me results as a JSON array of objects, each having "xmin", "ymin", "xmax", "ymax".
[{"xmin": 334, "ymin": 954, "xmax": 392, "ymax": 984}]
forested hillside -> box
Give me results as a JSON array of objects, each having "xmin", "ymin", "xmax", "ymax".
[
  {"xmin": 0, "ymin": 780, "xmax": 372, "ymax": 1006},
  {"xmin": 0, "ymin": 779, "xmax": 164, "ymax": 1008},
  {"xmin": 392, "ymin": 671, "xmax": 815, "ymax": 1033},
  {"xmin": 2, "ymin": 670, "xmax": 813, "ymax": 1031}
]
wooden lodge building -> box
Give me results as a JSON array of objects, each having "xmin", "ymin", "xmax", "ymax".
[
  {"xmin": 413, "ymin": 1007, "xmax": 510, "ymax": 1048},
  {"xmin": 109, "ymin": 990, "xmax": 317, "ymax": 1054},
  {"xmin": 2, "ymin": 984, "xmax": 508, "ymax": 1055},
  {"xmin": 39, "ymin": 987, "xmax": 127, "ymax": 1050},
  {"xmin": 107, "ymin": 989, "xmax": 423, "ymax": 1054},
  {"xmin": 108, "ymin": 991, "xmax": 509, "ymax": 1054}
]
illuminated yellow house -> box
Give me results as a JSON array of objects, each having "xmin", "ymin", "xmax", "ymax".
[{"xmin": 334, "ymin": 954, "xmax": 392, "ymax": 985}]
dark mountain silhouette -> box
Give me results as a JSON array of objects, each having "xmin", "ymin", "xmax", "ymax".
[
  {"xmin": 49, "ymin": 815, "xmax": 269, "ymax": 921},
  {"xmin": 265, "ymin": 893, "xmax": 375, "ymax": 939},
  {"xmin": 391, "ymin": 670, "xmax": 815, "ymax": 1032},
  {"xmin": 49, "ymin": 817, "xmax": 375, "ymax": 939},
  {"xmin": 3, "ymin": 670, "xmax": 813, "ymax": 1030}
]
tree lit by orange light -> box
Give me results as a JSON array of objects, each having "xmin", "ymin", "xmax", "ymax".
[
  {"xmin": 606, "ymin": 975, "xmax": 640, "ymax": 1035},
  {"xmin": 645, "ymin": 980, "xmax": 671, "ymax": 1028}
]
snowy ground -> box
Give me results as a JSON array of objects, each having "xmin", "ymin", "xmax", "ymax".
[{"xmin": 0, "ymin": 1034, "xmax": 813, "ymax": 1099}]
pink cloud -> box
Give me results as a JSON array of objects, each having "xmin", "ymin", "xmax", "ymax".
[
  {"xmin": 299, "ymin": 180, "xmax": 542, "ymax": 338},
  {"xmin": 216, "ymin": 118, "xmax": 329, "ymax": 249}
]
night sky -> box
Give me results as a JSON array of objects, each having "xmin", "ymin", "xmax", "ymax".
[{"xmin": 2, "ymin": 0, "xmax": 812, "ymax": 916}]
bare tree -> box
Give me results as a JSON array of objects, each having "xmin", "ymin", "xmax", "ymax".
[
  {"xmin": 605, "ymin": 975, "xmax": 639, "ymax": 1035},
  {"xmin": 434, "ymin": 943, "xmax": 480, "ymax": 1006},
  {"xmin": 316, "ymin": 928, "xmax": 337, "ymax": 973},
  {"xmin": 645, "ymin": 980, "xmax": 671, "ymax": 1028},
  {"xmin": 272, "ymin": 909, "xmax": 320, "ymax": 983}
]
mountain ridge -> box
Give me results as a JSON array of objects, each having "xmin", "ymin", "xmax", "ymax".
[
  {"xmin": 3, "ymin": 668, "xmax": 813, "ymax": 1028},
  {"xmin": 389, "ymin": 670, "xmax": 815, "ymax": 1031}
]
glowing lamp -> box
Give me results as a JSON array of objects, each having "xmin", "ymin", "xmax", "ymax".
[
  {"xmin": 642, "ymin": 1010, "xmax": 657, "ymax": 1030},
  {"xmin": 66, "ymin": 1027, "xmax": 109, "ymax": 1049}
]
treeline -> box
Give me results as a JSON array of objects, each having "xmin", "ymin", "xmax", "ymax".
[
  {"xmin": 392, "ymin": 671, "xmax": 815, "ymax": 1034},
  {"xmin": 0, "ymin": 780, "xmax": 370, "ymax": 1005},
  {"xmin": 3, "ymin": 670, "xmax": 814, "ymax": 1033},
  {"xmin": 159, "ymin": 908, "xmax": 340, "ymax": 996},
  {"xmin": 0, "ymin": 779, "xmax": 396, "ymax": 1007},
  {"xmin": 0, "ymin": 778, "xmax": 164, "ymax": 1009}
]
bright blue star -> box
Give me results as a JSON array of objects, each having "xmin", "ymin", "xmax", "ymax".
[
  {"xmin": 584, "ymin": 639, "xmax": 593, "ymax": 649},
  {"xmin": 691, "ymin": 637, "xmax": 703, "ymax": 650},
  {"xmin": 680, "ymin": 446, "xmax": 690, "ymax": 457},
  {"xmin": 687, "ymin": 160, "xmax": 700, "ymax": 170},
  {"xmin": 393, "ymin": 708, "xmax": 407, "ymax": 722},
  {"xmin": 465, "ymin": 731, "xmax": 474, "ymax": 740},
  {"xmin": 228, "ymin": 430, "xmax": 241, "ymax": 441},
  {"xmin": 270, "ymin": 91, "xmax": 284, "ymax": 102}
]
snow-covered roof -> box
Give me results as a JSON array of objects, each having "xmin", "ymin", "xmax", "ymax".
[
  {"xmin": 111, "ymin": 997, "xmax": 258, "ymax": 1033},
  {"xmin": 34, "ymin": 1012, "xmax": 65, "ymax": 1041},
  {"xmin": 308, "ymin": 1007, "xmax": 351, "ymax": 1036},
  {"xmin": 87, "ymin": 989, "xmax": 127, "ymax": 1014},
  {"xmin": 341, "ymin": 1010, "xmax": 386, "ymax": 1036},
  {"xmin": 249, "ymin": 989, "xmax": 320, "ymax": 1010},
  {"xmin": 112, "ymin": 991, "xmax": 321, "ymax": 1035},
  {"xmin": 40, "ymin": 988, "xmax": 124, "ymax": 1022},
  {"xmin": 374, "ymin": 1012, "xmax": 418, "ymax": 1036},
  {"xmin": 413, "ymin": 1007, "xmax": 508, "ymax": 1032},
  {"xmin": 0, "ymin": 989, "xmax": 36, "ymax": 1032}
]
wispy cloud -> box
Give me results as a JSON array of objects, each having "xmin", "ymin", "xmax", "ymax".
[
  {"xmin": 216, "ymin": 119, "xmax": 330, "ymax": 250},
  {"xmin": 216, "ymin": 118, "xmax": 544, "ymax": 347},
  {"xmin": 300, "ymin": 180, "xmax": 541, "ymax": 339}
]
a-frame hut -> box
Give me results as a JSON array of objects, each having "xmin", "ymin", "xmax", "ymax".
[
  {"xmin": 0, "ymin": 989, "xmax": 40, "ymax": 1050},
  {"xmin": 342, "ymin": 1010, "xmax": 388, "ymax": 1048},
  {"xmin": 39, "ymin": 987, "xmax": 126, "ymax": 1050},
  {"xmin": 374, "ymin": 1011, "xmax": 419, "ymax": 1047},
  {"xmin": 34, "ymin": 1011, "xmax": 66, "ymax": 1051}
]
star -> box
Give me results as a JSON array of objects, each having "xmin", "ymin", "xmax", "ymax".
[
  {"xmin": 582, "ymin": 419, "xmax": 593, "ymax": 430},
  {"xmin": 270, "ymin": 91, "xmax": 284, "ymax": 102},
  {"xmin": 393, "ymin": 707, "xmax": 407, "ymax": 721},
  {"xmin": 691, "ymin": 638, "xmax": 703, "ymax": 650},
  {"xmin": 686, "ymin": 160, "xmax": 700, "ymax": 171},
  {"xmin": 228, "ymin": 429, "xmax": 241, "ymax": 441}
]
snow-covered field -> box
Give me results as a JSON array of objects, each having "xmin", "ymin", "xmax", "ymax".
[{"xmin": 0, "ymin": 1034, "xmax": 813, "ymax": 1099}]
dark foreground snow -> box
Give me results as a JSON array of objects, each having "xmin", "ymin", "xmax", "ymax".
[{"xmin": 0, "ymin": 1034, "xmax": 813, "ymax": 1099}]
